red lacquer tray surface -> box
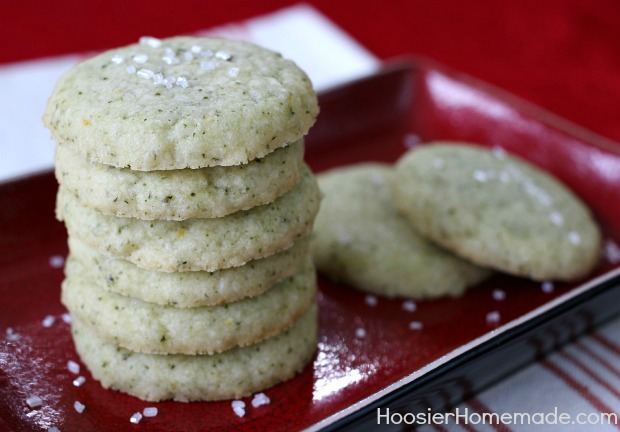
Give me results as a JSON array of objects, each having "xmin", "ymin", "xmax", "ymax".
[{"xmin": 1, "ymin": 59, "xmax": 620, "ymax": 432}]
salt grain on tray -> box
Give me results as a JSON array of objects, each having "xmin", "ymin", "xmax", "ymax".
[
  {"xmin": 251, "ymin": 392, "xmax": 270, "ymax": 408},
  {"xmin": 231, "ymin": 400, "xmax": 246, "ymax": 417}
]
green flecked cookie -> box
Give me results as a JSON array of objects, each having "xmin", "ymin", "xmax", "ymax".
[
  {"xmin": 43, "ymin": 36, "xmax": 318, "ymax": 170},
  {"xmin": 56, "ymin": 166, "xmax": 321, "ymax": 272},
  {"xmin": 311, "ymin": 163, "xmax": 491, "ymax": 298},
  {"xmin": 66, "ymin": 236, "xmax": 310, "ymax": 307},
  {"xmin": 71, "ymin": 303, "xmax": 317, "ymax": 402},
  {"xmin": 55, "ymin": 139, "xmax": 305, "ymax": 220},
  {"xmin": 62, "ymin": 259, "xmax": 316, "ymax": 355},
  {"xmin": 393, "ymin": 142, "xmax": 601, "ymax": 281}
]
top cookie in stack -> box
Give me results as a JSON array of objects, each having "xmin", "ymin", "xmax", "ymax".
[{"xmin": 44, "ymin": 36, "xmax": 321, "ymax": 402}]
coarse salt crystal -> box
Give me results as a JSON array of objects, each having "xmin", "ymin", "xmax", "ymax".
[
  {"xmin": 49, "ymin": 255, "xmax": 65, "ymax": 268},
  {"xmin": 72, "ymin": 376, "xmax": 86, "ymax": 387},
  {"xmin": 549, "ymin": 212, "xmax": 564, "ymax": 226},
  {"xmin": 126, "ymin": 65, "xmax": 137, "ymax": 74},
  {"xmin": 403, "ymin": 133, "xmax": 420, "ymax": 149},
  {"xmin": 42, "ymin": 315, "xmax": 55, "ymax": 328},
  {"xmin": 61, "ymin": 313, "xmax": 72, "ymax": 324},
  {"xmin": 74, "ymin": 401, "xmax": 85, "ymax": 414},
  {"xmin": 143, "ymin": 407, "xmax": 158, "ymax": 417},
  {"xmin": 215, "ymin": 51, "xmax": 232, "ymax": 61},
  {"xmin": 111, "ymin": 54, "xmax": 124, "ymax": 64},
  {"xmin": 130, "ymin": 412, "xmax": 142, "ymax": 424},
  {"xmin": 67, "ymin": 360, "xmax": 80, "ymax": 375},
  {"xmin": 604, "ymin": 240, "xmax": 620, "ymax": 264},
  {"xmin": 132, "ymin": 54, "xmax": 148, "ymax": 64},
  {"xmin": 355, "ymin": 328, "xmax": 366, "ymax": 338},
  {"xmin": 364, "ymin": 295, "xmax": 378, "ymax": 307},
  {"xmin": 492, "ymin": 289, "xmax": 506, "ymax": 301},
  {"xmin": 568, "ymin": 231, "xmax": 581, "ymax": 245},
  {"xmin": 190, "ymin": 45, "xmax": 202, "ymax": 54},
  {"xmin": 200, "ymin": 60, "xmax": 217, "ymax": 70},
  {"xmin": 231, "ymin": 400, "xmax": 245, "ymax": 417},
  {"xmin": 137, "ymin": 68, "xmax": 155, "ymax": 79},
  {"xmin": 201, "ymin": 49, "xmax": 215, "ymax": 58},
  {"xmin": 486, "ymin": 311, "xmax": 501, "ymax": 325},
  {"xmin": 176, "ymin": 76, "xmax": 189, "ymax": 88},
  {"xmin": 408, "ymin": 321, "xmax": 423, "ymax": 330},
  {"xmin": 139, "ymin": 36, "xmax": 162, "ymax": 48},
  {"xmin": 6, "ymin": 327, "xmax": 19, "ymax": 342},
  {"xmin": 152, "ymin": 73, "xmax": 165, "ymax": 85},
  {"xmin": 402, "ymin": 300, "xmax": 417, "ymax": 312},
  {"xmin": 251, "ymin": 393, "xmax": 271, "ymax": 408},
  {"xmin": 163, "ymin": 76, "xmax": 176, "ymax": 89},
  {"xmin": 473, "ymin": 170, "xmax": 489, "ymax": 182},
  {"xmin": 541, "ymin": 281, "xmax": 555, "ymax": 293},
  {"xmin": 183, "ymin": 51, "xmax": 194, "ymax": 61},
  {"xmin": 492, "ymin": 146, "xmax": 507, "ymax": 159},
  {"xmin": 26, "ymin": 396, "xmax": 43, "ymax": 409},
  {"xmin": 48, "ymin": 427, "xmax": 61, "ymax": 432},
  {"xmin": 228, "ymin": 67, "xmax": 240, "ymax": 78}
]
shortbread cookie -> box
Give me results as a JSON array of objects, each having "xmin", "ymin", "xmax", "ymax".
[
  {"xmin": 43, "ymin": 36, "xmax": 319, "ymax": 170},
  {"xmin": 56, "ymin": 166, "xmax": 320, "ymax": 272},
  {"xmin": 55, "ymin": 139, "xmax": 304, "ymax": 220},
  {"xmin": 62, "ymin": 259, "xmax": 316, "ymax": 355},
  {"xmin": 71, "ymin": 304, "xmax": 317, "ymax": 402},
  {"xmin": 311, "ymin": 164, "xmax": 490, "ymax": 298},
  {"xmin": 393, "ymin": 142, "xmax": 601, "ymax": 281},
  {"xmin": 66, "ymin": 236, "xmax": 309, "ymax": 307}
]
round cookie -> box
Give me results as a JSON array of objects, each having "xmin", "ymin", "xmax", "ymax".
[
  {"xmin": 393, "ymin": 142, "xmax": 601, "ymax": 281},
  {"xmin": 62, "ymin": 259, "xmax": 316, "ymax": 355},
  {"xmin": 311, "ymin": 163, "xmax": 490, "ymax": 298},
  {"xmin": 43, "ymin": 36, "xmax": 319, "ymax": 170},
  {"xmin": 55, "ymin": 139, "xmax": 305, "ymax": 220},
  {"xmin": 71, "ymin": 304, "xmax": 317, "ymax": 402},
  {"xmin": 66, "ymin": 236, "xmax": 310, "ymax": 307},
  {"xmin": 56, "ymin": 166, "xmax": 321, "ymax": 272}
]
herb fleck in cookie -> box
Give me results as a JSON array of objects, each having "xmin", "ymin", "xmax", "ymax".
[
  {"xmin": 56, "ymin": 166, "xmax": 321, "ymax": 272},
  {"xmin": 43, "ymin": 36, "xmax": 319, "ymax": 170},
  {"xmin": 393, "ymin": 142, "xmax": 601, "ymax": 281},
  {"xmin": 311, "ymin": 163, "xmax": 490, "ymax": 298},
  {"xmin": 71, "ymin": 304, "xmax": 317, "ymax": 402},
  {"xmin": 55, "ymin": 139, "xmax": 305, "ymax": 220}
]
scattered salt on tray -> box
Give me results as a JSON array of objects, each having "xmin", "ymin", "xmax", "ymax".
[
  {"xmin": 231, "ymin": 400, "xmax": 246, "ymax": 417},
  {"xmin": 143, "ymin": 407, "xmax": 158, "ymax": 417},
  {"xmin": 364, "ymin": 295, "xmax": 378, "ymax": 307},
  {"xmin": 72, "ymin": 376, "xmax": 86, "ymax": 387},
  {"xmin": 251, "ymin": 393, "xmax": 270, "ymax": 408},
  {"xmin": 67, "ymin": 360, "xmax": 80, "ymax": 375},
  {"xmin": 130, "ymin": 412, "xmax": 142, "ymax": 424},
  {"xmin": 42, "ymin": 315, "xmax": 56, "ymax": 328},
  {"xmin": 74, "ymin": 401, "xmax": 85, "ymax": 414},
  {"xmin": 402, "ymin": 300, "xmax": 416, "ymax": 312},
  {"xmin": 408, "ymin": 321, "xmax": 423, "ymax": 331},
  {"xmin": 26, "ymin": 396, "xmax": 43, "ymax": 409}
]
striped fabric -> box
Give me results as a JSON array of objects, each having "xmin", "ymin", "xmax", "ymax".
[{"xmin": 420, "ymin": 319, "xmax": 620, "ymax": 431}]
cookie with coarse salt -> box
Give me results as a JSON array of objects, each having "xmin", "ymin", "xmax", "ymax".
[
  {"xmin": 66, "ymin": 235, "xmax": 310, "ymax": 307},
  {"xmin": 62, "ymin": 259, "xmax": 316, "ymax": 355},
  {"xmin": 43, "ymin": 36, "xmax": 318, "ymax": 170},
  {"xmin": 56, "ymin": 166, "xmax": 320, "ymax": 272},
  {"xmin": 71, "ymin": 303, "xmax": 317, "ymax": 402},
  {"xmin": 55, "ymin": 139, "xmax": 305, "ymax": 220},
  {"xmin": 311, "ymin": 163, "xmax": 490, "ymax": 298},
  {"xmin": 393, "ymin": 142, "xmax": 601, "ymax": 282}
]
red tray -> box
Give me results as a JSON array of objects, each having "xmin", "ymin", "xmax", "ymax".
[{"xmin": 2, "ymin": 58, "xmax": 620, "ymax": 432}]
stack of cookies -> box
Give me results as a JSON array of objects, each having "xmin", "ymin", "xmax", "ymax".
[{"xmin": 44, "ymin": 36, "xmax": 321, "ymax": 402}]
